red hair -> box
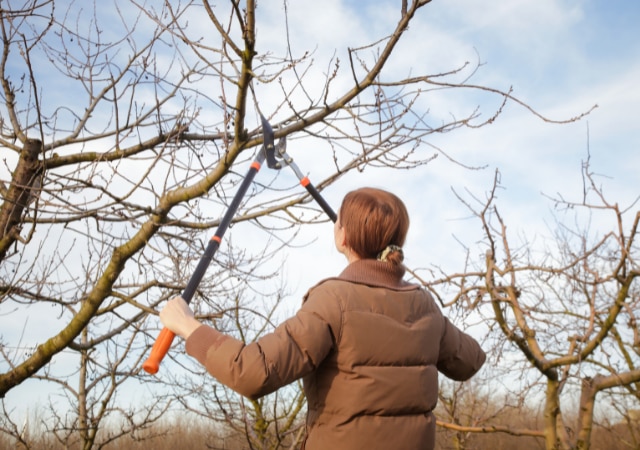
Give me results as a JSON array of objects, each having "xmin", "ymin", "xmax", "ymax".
[{"xmin": 339, "ymin": 187, "xmax": 409, "ymax": 264}]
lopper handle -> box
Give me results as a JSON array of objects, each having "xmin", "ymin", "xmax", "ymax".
[
  {"xmin": 142, "ymin": 254, "xmax": 207, "ymax": 374},
  {"xmin": 301, "ymin": 177, "xmax": 337, "ymax": 223},
  {"xmin": 142, "ymin": 151, "xmax": 267, "ymax": 375},
  {"xmin": 142, "ymin": 242, "xmax": 215, "ymax": 374},
  {"xmin": 142, "ymin": 327, "xmax": 176, "ymax": 374},
  {"xmin": 142, "ymin": 240, "xmax": 217, "ymax": 375}
]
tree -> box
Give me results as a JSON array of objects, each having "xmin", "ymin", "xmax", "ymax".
[
  {"xmin": 0, "ymin": 0, "xmax": 594, "ymax": 448},
  {"xmin": 424, "ymin": 157, "xmax": 640, "ymax": 450}
]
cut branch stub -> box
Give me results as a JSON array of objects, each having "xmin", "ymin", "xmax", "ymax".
[{"xmin": 0, "ymin": 138, "xmax": 43, "ymax": 261}]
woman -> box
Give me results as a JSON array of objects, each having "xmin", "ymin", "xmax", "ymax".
[{"xmin": 160, "ymin": 187, "xmax": 486, "ymax": 449}]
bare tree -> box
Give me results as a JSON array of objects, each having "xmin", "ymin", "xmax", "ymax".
[
  {"xmin": 434, "ymin": 378, "xmax": 546, "ymax": 450},
  {"xmin": 425, "ymin": 156, "xmax": 640, "ymax": 450}
]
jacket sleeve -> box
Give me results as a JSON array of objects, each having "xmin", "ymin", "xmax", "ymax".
[
  {"xmin": 436, "ymin": 317, "xmax": 486, "ymax": 381},
  {"xmin": 185, "ymin": 288, "xmax": 337, "ymax": 400}
]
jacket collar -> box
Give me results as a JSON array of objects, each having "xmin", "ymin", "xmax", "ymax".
[{"xmin": 336, "ymin": 259, "xmax": 419, "ymax": 291}]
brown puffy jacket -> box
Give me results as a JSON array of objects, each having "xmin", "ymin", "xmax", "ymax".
[{"xmin": 186, "ymin": 259, "xmax": 486, "ymax": 450}]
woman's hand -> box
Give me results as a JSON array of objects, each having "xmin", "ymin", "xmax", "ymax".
[{"xmin": 159, "ymin": 296, "xmax": 202, "ymax": 339}]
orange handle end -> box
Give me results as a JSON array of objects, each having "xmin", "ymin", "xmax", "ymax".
[{"xmin": 142, "ymin": 327, "xmax": 176, "ymax": 374}]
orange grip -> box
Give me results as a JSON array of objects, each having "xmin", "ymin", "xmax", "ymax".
[{"xmin": 142, "ymin": 327, "xmax": 176, "ymax": 374}]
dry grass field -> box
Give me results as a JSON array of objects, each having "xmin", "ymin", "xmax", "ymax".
[{"xmin": 3, "ymin": 413, "xmax": 638, "ymax": 450}]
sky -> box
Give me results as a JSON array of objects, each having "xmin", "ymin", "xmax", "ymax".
[
  {"xmin": 276, "ymin": 0, "xmax": 640, "ymax": 301},
  {"xmin": 2, "ymin": 0, "xmax": 640, "ymax": 426}
]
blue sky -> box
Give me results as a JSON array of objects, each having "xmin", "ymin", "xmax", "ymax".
[{"xmin": 275, "ymin": 0, "xmax": 640, "ymax": 291}]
